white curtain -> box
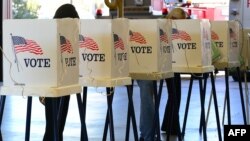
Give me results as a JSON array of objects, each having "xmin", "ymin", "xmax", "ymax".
[{"xmin": 2, "ymin": 0, "xmax": 12, "ymax": 19}]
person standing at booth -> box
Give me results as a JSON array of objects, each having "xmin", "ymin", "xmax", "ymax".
[
  {"xmin": 42, "ymin": 4, "xmax": 79, "ymax": 141},
  {"xmin": 137, "ymin": 79, "xmax": 155, "ymax": 141},
  {"xmin": 138, "ymin": 7, "xmax": 188, "ymax": 141},
  {"xmin": 161, "ymin": 7, "xmax": 189, "ymax": 135}
]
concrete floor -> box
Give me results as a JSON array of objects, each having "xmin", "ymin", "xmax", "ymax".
[{"xmin": 1, "ymin": 72, "xmax": 249, "ymax": 141}]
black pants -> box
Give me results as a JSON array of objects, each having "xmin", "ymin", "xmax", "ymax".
[
  {"xmin": 43, "ymin": 95, "xmax": 70, "ymax": 141},
  {"xmin": 161, "ymin": 73, "xmax": 181, "ymax": 134}
]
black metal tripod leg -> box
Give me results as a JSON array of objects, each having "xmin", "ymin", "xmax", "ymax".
[
  {"xmin": 198, "ymin": 76, "xmax": 207, "ymax": 141},
  {"xmin": 107, "ymin": 87, "xmax": 115, "ymax": 141},
  {"xmin": 25, "ymin": 96, "xmax": 32, "ymax": 141},
  {"xmin": 77, "ymin": 92, "xmax": 88, "ymax": 141},
  {"xmin": 225, "ymin": 68, "xmax": 231, "ymax": 125},
  {"xmin": 82, "ymin": 87, "xmax": 88, "ymax": 120},
  {"xmin": 103, "ymin": 88, "xmax": 115, "ymax": 141},
  {"xmin": 199, "ymin": 74, "xmax": 208, "ymax": 133},
  {"xmin": 0, "ymin": 96, "xmax": 6, "ymax": 141},
  {"xmin": 236, "ymin": 67, "xmax": 247, "ymax": 125},
  {"xmin": 210, "ymin": 72, "xmax": 222, "ymax": 141},
  {"xmin": 125, "ymin": 85, "xmax": 138, "ymax": 141},
  {"xmin": 125, "ymin": 100, "xmax": 131, "ymax": 141},
  {"xmin": 182, "ymin": 75, "xmax": 194, "ymax": 137},
  {"xmin": 125, "ymin": 85, "xmax": 131, "ymax": 141}
]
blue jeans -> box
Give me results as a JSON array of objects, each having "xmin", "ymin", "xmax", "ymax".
[{"xmin": 137, "ymin": 80, "xmax": 155, "ymax": 141}]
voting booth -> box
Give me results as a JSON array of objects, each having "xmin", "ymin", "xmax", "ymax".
[
  {"xmin": 1, "ymin": 19, "xmax": 81, "ymax": 97},
  {"xmin": 171, "ymin": 19, "xmax": 214, "ymax": 73},
  {"xmin": 241, "ymin": 29, "xmax": 250, "ymax": 69},
  {"xmin": 79, "ymin": 18, "xmax": 131, "ymax": 87},
  {"xmin": 128, "ymin": 19, "xmax": 173, "ymax": 80},
  {"xmin": 211, "ymin": 20, "xmax": 241, "ymax": 69}
]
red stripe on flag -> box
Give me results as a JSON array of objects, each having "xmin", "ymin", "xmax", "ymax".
[
  {"xmin": 211, "ymin": 31, "xmax": 219, "ymax": 40},
  {"xmin": 79, "ymin": 37, "xmax": 99, "ymax": 51},
  {"xmin": 13, "ymin": 38, "xmax": 43, "ymax": 55},
  {"xmin": 115, "ymin": 37, "xmax": 125, "ymax": 50},
  {"xmin": 60, "ymin": 36, "xmax": 73, "ymax": 54},
  {"xmin": 130, "ymin": 32, "xmax": 147, "ymax": 44},
  {"xmin": 172, "ymin": 30, "xmax": 191, "ymax": 41},
  {"xmin": 160, "ymin": 34, "xmax": 168, "ymax": 43}
]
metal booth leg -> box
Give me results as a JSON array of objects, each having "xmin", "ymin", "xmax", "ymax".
[
  {"xmin": 153, "ymin": 80, "xmax": 163, "ymax": 141},
  {"xmin": 25, "ymin": 96, "xmax": 32, "ymax": 141},
  {"xmin": 182, "ymin": 73, "xmax": 210, "ymax": 141},
  {"xmin": 103, "ymin": 87, "xmax": 115, "ymax": 141},
  {"xmin": 181, "ymin": 75, "xmax": 194, "ymax": 137},
  {"xmin": 210, "ymin": 72, "xmax": 222, "ymax": 141},
  {"xmin": 125, "ymin": 80, "xmax": 138, "ymax": 141},
  {"xmin": 223, "ymin": 67, "xmax": 247, "ymax": 125},
  {"xmin": 236, "ymin": 67, "xmax": 247, "ymax": 124},
  {"xmin": 82, "ymin": 87, "xmax": 89, "ymax": 140},
  {"xmin": 76, "ymin": 86, "xmax": 88, "ymax": 141},
  {"xmin": 224, "ymin": 68, "xmax": 231, "ymax": 125},
  {"xmin": 199, "ymin": 74, "xmax": 208, "ymax": 133},
  {"xmin": 198, "ymin": 74, "xmax": 207, "ymax": 141},
  {"xmin": 0, "ymin": 96, "xmax": 6, "ymax": 141}
]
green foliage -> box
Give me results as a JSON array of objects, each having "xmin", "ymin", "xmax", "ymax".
[{"xmin": 12, "ymin": 0, "xmax": 40, "ymax": 19}]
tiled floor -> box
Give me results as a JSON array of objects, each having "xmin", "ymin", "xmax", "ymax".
[{"xmin": 1, "ymin": 72, "xmax": 249, "ymax": 141}]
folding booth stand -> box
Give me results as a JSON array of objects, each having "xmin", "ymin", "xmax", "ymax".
[
  {"xmin": 208, "ymin": 21, "xmax": 247, "ymax": 125},
  {"xmin": 238, "ymin": 29, "xmax": 250, "ymax": 124},
  {"xmin": 171, "ymin": 19, "xmax": 222, "ymax": 141},
  {"xmin": 0, "ymin": 19, "xmax": 82, "ymax": 141},
  {"xmin": 129, "ymin": 19, "xmax": 179, "ymax": 141},
  {"xmin": 79, "ymin": 18, "xmax": 136, "ymax": 141}
]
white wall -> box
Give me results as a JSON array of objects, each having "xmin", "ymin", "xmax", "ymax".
[
  {"xmin": 229, "ymin": 0, "xmax": 250, "ymax": 28},
  {"xmin": 241, "ymin": 0, "xmax": 250, "ymax": 28}
]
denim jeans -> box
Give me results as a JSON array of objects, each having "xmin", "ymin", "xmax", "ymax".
[{"xmin": 137, "ymin": 80, "xmax": 155, "ymax": 141}]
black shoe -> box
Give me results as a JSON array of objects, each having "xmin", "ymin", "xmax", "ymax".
[
  {"xmin": 154, "ymin": 136, "xmax": 162, "ymax": 141},
  {"xmin": 139, "ymin": 137, "xmax": 144, "ymax": 141},
  {"xmin": 161, "ymin": 129, "xmax": 179, "ymax": 135}
]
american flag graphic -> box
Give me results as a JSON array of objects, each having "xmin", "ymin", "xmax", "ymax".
[
  {"xmin": 230, "ymin": 28, "xmax": 237, "ymax": 40},
  {"xmin": 129, "ymin": 30, "xmax": 147, "ymax": 44},
  {"xmin": 79, "ymin": 34, "xmax": 99, "ymax": 51},
  {"xmin": 211, "ymin": 31, "xmax": 219, "ymax": 40},
  {"xmin": 60, "ymin": 35, "xmax": 73, "ymax": 54},
  {"xmin": 113, "ymin": 34, "xmax": 125, "ymax": 50},
  {"xmin": 172, "ymin": 28, "xmax": 191, "ymax": 41},
  {"xmin": 11, "ymin": 35, "xmax": 43, "ymax": 55},
  {"xmin": 159, "ymin": 29, "xmax": 168, "ymax": 43}
]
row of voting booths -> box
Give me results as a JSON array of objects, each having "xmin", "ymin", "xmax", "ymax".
[
  {"xmin": 0, "ymin": 19, "xmax": 244, "ymax": 94},
  {"xmin": 0, "ymin": 17, "xmax": 247, "ymax": 141}
]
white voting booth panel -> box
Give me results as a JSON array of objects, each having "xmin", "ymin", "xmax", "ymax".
[
  {"xmin": 171, "ymin": 19, "xmax": 214, "ymax": 73},
  {"xmin": 129, "ymin": 19, "xmax": 173, "ymax": 80},
  {"xmin": 241, "ymin": 29, "xmax": 250, "ymax": 69},
  {"xmin": 211, "ymin": 20, "xmax": 241, "ymax": 69},
  {"xmin": 79, "ymin": 18, "xmax": 131, "ymax": 87},
  {"xmin": 1, "ymin": 19, "xmax": 81, "ymax": 97}
]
